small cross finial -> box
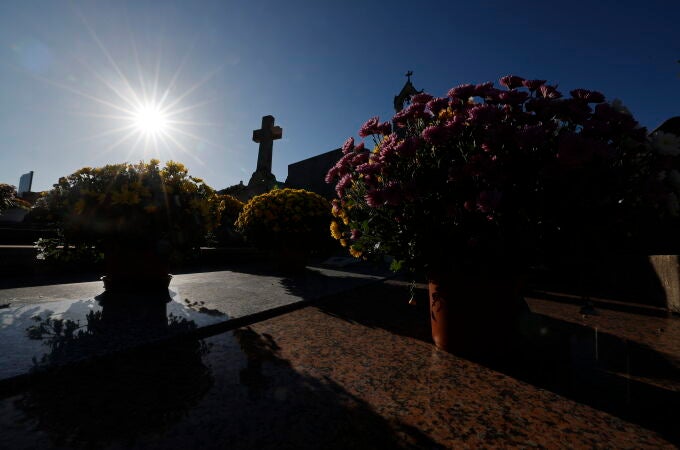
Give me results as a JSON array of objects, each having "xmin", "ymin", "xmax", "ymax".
[{"xmin": 405, "ymin": 70, "xmax": 413, "ymax": 82}]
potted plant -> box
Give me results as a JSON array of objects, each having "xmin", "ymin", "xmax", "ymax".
[
  {"xmin": 39, "ymin": 160, "xmax": 218, "ymax": 292},
  {"xmin": 235, "ymin": 188, "xmax": 332, "ymax": 273},
  {"xmin": 326, "ymin": 75, "xmax": 650, "ymax": 354},
  {"xmin": 212, "ymin": 194, "xmax": 245, "ymax": 246}
]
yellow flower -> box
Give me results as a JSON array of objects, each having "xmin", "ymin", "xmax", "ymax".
[
  {"xmin": 340, "ymin": 239, "xmax": 348, "ymax": 247},
  {"xmin": 110, "ymin": 186, "xmax": 140, "ymax": 205},
  {"xmin": 330, "ymin": 221, "xmax": 342, "ymax": 240},
  {"xmin": 438, "ymin": 107, "xmax": 455, "ymax": 121},
  {"xmin": 349, "ymin": 247, "xmax": 363, "ymax": 258}
]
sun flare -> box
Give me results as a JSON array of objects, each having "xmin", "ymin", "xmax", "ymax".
[{"xmin": 132, "ymin": 103, "xmax": 168, "ymax": 136}]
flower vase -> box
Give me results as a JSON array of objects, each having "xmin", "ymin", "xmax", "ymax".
[
  {"xmin": 428, "ymin": 270, "xmax": 528, "ymax": 357},
  {"xmin": 102, "ymin": 244, "xmax": 172, "ymax": 293}
]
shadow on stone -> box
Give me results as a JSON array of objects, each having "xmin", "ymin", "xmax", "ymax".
[
  {"xmin": 316, "ymin": 280, "xmax": 680, "ymax": 445},
  {"xmin": 14, "ymin": 298, "xmax": 213, "ymax": 448}
]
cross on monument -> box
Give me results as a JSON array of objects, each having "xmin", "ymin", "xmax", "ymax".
[{"xmin": 252, "ymin": 115, "xmax": 283, "ymax": 174}]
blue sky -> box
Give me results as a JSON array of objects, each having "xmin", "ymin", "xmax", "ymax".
[{"xmin": 1, "ymin": 0, "xmax": 679, "ymax": 192}]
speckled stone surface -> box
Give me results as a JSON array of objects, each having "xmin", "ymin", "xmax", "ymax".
[{"xmin": 0, "ymin": 279, "xmax": 677, "ymax": 448}]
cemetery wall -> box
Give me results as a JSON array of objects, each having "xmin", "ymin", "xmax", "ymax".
[{"xmin": 285, "ymin": 148, "xmax": 342, "ymax": 199}]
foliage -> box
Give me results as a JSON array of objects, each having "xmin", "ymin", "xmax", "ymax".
[
  {"xmin": 33, "ymin": 160, "xmax": 219, "ymax": 255},
  {"xmin": 210, "ymin": 194, "xmax": 245, "ymax": 246},
  {"xmin": 0, "ymin": 183, "xmax": 19, "ymax": 212},
  {"xmin": 235, "ymin": 188, "xmax": 332, "ymax": 251},
  {"xmin": 217, "ymin": 194, "xmax": 245, "ymax": 224},
  {"xmin": 35, "ymin": 236, "xmax": 103, "ymax": 266},
  {"xmin": 326, "ymin": 75, "xmax": 655, "ymax": 273}
]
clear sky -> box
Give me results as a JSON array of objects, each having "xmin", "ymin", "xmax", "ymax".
[{"xmin": 1, "ymin": 0, "xmax": 679, "ymax": 192}]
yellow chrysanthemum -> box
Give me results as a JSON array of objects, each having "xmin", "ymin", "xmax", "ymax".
[
  {"xmin": 110, "ymin": 187, "xmax": 140, "ymax": 205},
  {"xmin": 330, "ymin": 221, "xmax": 342, "ymax": 240},
  {"xmin": 349, "ymin": 247, "xmax": 363, "ymax": 258}
]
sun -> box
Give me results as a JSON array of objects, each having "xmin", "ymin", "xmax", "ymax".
[{"xmin": 132, "ymin": 103, "xmax": 168, "ymax": 136}]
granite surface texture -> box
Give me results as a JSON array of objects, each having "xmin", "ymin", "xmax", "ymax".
[{"xmin": 1, "ymin": 279, "xmax": 677, "ymax": 448}]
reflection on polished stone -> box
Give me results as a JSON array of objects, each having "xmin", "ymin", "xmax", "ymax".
[
  {"xmin": 26, "ymin": 291, "xmax": 199, "ymax": 369},
  {"xmin": 16, "ymin": 330, "xmax": 213, "ymax": 447},
  {"xmin": 0, "ymin": 288, "xmax": 228, "ymax": 382}
]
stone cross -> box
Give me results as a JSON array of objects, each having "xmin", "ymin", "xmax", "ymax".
[{"xmin": 252, "ymin": 115, "xmax": 282, "ymax": 174}]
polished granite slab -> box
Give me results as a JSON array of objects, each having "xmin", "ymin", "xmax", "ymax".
[
  {"xmin": 0, "ymin": 262, "xmax": 389, "ymax": 384},
  {"xmin": 0, "ymin": 279, "xmax": 677, "ymax": 448},
  {"xmin": 0, "ymin": 290, "xmax": 225, "ymax": 382}
]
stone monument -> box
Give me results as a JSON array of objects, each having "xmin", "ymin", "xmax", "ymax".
[
  {"xmin": 220, "ymin": 116, "xmax": 283, "ymax": 201},
  {"xmin": 247, "ymin": 115, "xmax": 282, "ymax": 195}
]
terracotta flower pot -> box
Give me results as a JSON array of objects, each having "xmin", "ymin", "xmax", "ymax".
[{"xmin": 428, "ymin": 270, "xmax": 528, "ymax": 357}]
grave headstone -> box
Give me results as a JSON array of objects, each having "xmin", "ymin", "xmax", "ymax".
[{"xmin": 285, "ymin": 148, "xmax": 342, "ymax": 199}]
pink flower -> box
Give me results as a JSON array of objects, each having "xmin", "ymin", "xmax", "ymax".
[
  {"xmin": 448, "ymin": 84, "xmax": 476, "ymax": 100},
  {"xmin": 499, "ymin": 75, "xmax": 525, "ymax": 89},
  {"xmin": 359, "ymin": 117, "xmax": 380, "ymax": 137},
  {"xmin": 468, "ymin": 104, "xmax": 499, "ymax": 124},
  {"xmin": 570, "ymin": 89, "xmax": 605, "ymax": 103},
  {"xmin": 426, "ymin": 97, "xmax": 450, "ymax": 115},
  {"xmin": 443, "ymin": 116, "xmax": 465, "ymax": 136},
  {"xmin": 411, "ymin": 93, "xmax": 434, "ymax": 104},
  {"xmin": 422, "ymin": 124, "xmax": 450, "ymax": 145},
  {"xmin": 377, "ymin": 121, "xmax": 392, "ymax": 135},
  {"xmin": 365, "ymin": 189, "xmax": 385, "ymax": 207},
  {"xmin": 392, "ymin": 103, "xmax": 431, "ymax": 127},
  {"xmin": 560, "ymin": 99, "xmax": 592, "ymax": 122},
  {"xmin": 522, "ymin": 79, "xmax": 546, "ymax": 91},
  {"xmin": 341, "ymin": 137, "xmax": 355, "ymax": 154},
  {"xmin": 498, "ymin": 90, "xmax": 529, "ymax": 105},
  {"xmin": 473, "ymin": 82, "xmax": 495, "ymax": 97},
  {"xmin": 332, "ymin": 152, "xmax": 356, "ymax": 179},
  {"xmin": 539, "ymin": 85, "xmax": 562, "ymax": 99},
  {"xmin": 325, "ymin": 166, "xmax": 339, "ymax": 183},
  {"xmin": 351, "ymin": 152, "xmax": 369, "ymax": 166},
  {"xmin": 350, "ymin": 229, "xmax": 361, "ymax": 240},
  {"xmin": 356, "ymin": 162, "xmax": 383, "ymax": 175},
  {"xmin": 335, "ymin": 173, "xmax": 353, "ymax": 197},
  {"xmin": 394, "ymin": 137, "xmax": 420, "ymax": 158}
]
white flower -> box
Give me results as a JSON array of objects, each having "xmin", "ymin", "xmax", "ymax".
[{"xmin": 651, "ymin": 131, "xmax": 680, "ymax": 156}]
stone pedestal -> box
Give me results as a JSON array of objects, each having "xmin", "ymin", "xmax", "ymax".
[{"xmin": 649, "ymin": 255, "xmax": 680, "ymax": 314}]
